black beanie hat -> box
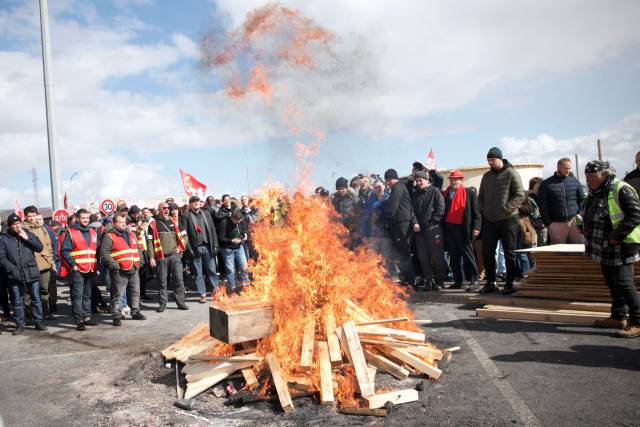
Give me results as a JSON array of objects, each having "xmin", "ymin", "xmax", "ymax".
[
  {"xmin": 335, "ymin": 177, "xmax": 349, "ymax": 189},
  {"xmin": 384, "ymin": 169, "xmax": 399, "ymax": 180},
  {"xmin": 7, "ymin": 213, "xmax": 21, "ymax": 226},
  {"xmin": 487, "ymin": 147, "xmax": 503, "ymax": 159}
]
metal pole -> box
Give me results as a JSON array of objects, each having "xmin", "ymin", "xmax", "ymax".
[
  {"xmin": 244, "ymin": 145, "xmax": 250, "ymax": 194},
  {"xmin": 574, "ymin": 154, "xmax": 580, "ymax": 183},
  {"xmin": 597, "ymin": 139, "xmax": 603, "ymax": 161},
  {"xmin": 39, "ymin": 0, "xmax": 63, "ymax": 210}
]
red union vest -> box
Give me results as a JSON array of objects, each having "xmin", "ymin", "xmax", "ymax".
[
  {"xmin": 68, "ymin": 228, "xmax": 98, "ymax": 273},
  {"xmin": 109, "ymin": 230, "xmax": 140, "ymax": 270}
]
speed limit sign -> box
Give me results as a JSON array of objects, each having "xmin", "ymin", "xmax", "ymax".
[
  {"xmin": 53, "ymin": 209, "xmax": 68, "ymax": 225},
  {"xmin": 100, "ymin": 199, "xmax": 115, "ymax": 215}
]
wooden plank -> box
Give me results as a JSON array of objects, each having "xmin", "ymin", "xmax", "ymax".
[
  {"xmin": 468, "ymin": 295, "xmax": 610, "ymax": 313},
  {"xmin": 209, "ymin": 304, "xmax": 275, "ymax": 344},
  {"xmin": 476, "ymin": 307, "xmax": 608, "ymax": 325},
  {"xmin": 265, "ymin": 353, "xmax": 294, "ymax": 413},
  {"xmin": 356, "ymin": 317, "xmax": 409, "ymax": 326},
  {"xmin": 365, "ymin": 389, "xmax": 419, "ymax": 409},
  {"xmin": 356, "ymin": 325, "xmax": 425, "ymax": 342},
  {"xmin": 287, "ymin": 375, "xmax": 314, "ymax": 392},
  {"xmin": 344, "ymin": 298, "xmax": 374, "ymax": 322},
  {"xmin": 316, "ymin": 341, "xmax": 334, "ymax": 405},
  {"xmin": 299, "ymin": 319, "xmax": 316, "ymax": 373},
  {"xmin": 323, "ymin": 311, "xmax": 343, "ymax": 367},
  {"xmin": 184, "ymin": 362, "xmax": 243, "ymax": 400},
  {"xmin": 188, "ymin": 354, "xmax": 262, "ymax": 363},
  {"xmin": 185, "ymin": 360, "xmax": 255, "ymax": 383},
  {"xmin": 364, "ymin": 349, "xmax": 409, "ymax": 380},
  {"xmin": 242, "ymin": 368, "xmax": 259, "ymax": 390},
  {"xmin": 339, "ymin": 321, "xmax": 375, "ymax": 397},
  {"xmin": 381, "ymin": 348, "xmax": 442, "ymax": 379},
  {"xmin": 340, "ymin": 407, "xmax": 387, "ymax": 417},
  {"xmin": 403, "ymin": 345, "xmax": 443, "ymax": 361}
]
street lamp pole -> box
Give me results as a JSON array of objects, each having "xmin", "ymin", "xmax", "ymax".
[{"xmin": 39, "ymin": 0, "xmax": 63, "ymax": 210}]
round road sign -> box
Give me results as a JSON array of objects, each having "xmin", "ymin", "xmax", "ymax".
[{"xmin": 100, "ymin": 199, "xmax": 116, "ymax": 215}]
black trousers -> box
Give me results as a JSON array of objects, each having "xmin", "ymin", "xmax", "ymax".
[
  {"xmin": 0, "ymin": 274, "xmax": 10, "ymax": 317},
  {"xmin": 390, "ymin": 221, "xmax": 415, "ymax": 283},
  {"xmin": 481, "ymin": 216, "xmax": 519, "ymax": 285},
  {"xmin": 444, "ymin": 223, "xmax": 478, "ymax": 284},
  {"xmin": 601, "ymin": 263, "xmax": 640, "ymax": 325},
  {"xmin": 414, "ymin": 225, "xmax": 445, "ymax": 285}
]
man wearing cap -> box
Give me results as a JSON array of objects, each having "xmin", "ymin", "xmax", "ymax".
[
  {"xmin": 478, "ymin": 147, "xmax": 525, "ymax": 294},
  {"xmin": 582, "ymin": 160, "xmax": 640, "ymax": 338},
  {"xmin": 411, "ymin": 170, "xmax": 445, "ymax": 290},
  {"xmin": 443, "ymin": 171, "xmax": 481, "ymax": 290},
  {"xmin": 185, "ymin": 195, "xmax": 220, "ymax": 303},
  {"xmin": 22, "ymin": 206, "xmax": 55, "ymax": 320},
  {"xmin": 332, "ymin": 177, "xmax": 360, "ymax": 246},
  {"xmin": 538, "ymin": 158, "xmax": 585, "ymax": 244},
  {"xmin": 384, "ymin": 168, "xmax": 418, "ymax": 285},
  {"xmin": 0, "ymin": 213, "xmax": 47, "ymax": 334}
]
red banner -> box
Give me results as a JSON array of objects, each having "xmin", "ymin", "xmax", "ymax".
[
  {"xmin": 426, "ymin": 148, "xmax": 437, "ymax": 171},
  {"xmin": 179, "ymin": 169, "xmax": 207, "ymax": 198}
]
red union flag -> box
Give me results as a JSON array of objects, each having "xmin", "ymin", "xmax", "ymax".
[
  {"xmin": 179, "ymin": 169, "xmax": 207, "ymax": 198},
  {"xmin": 426, "ymin": 148, "xmax": 437, "ymax": 171}
]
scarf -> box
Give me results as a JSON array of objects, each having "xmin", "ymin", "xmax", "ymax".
[
  {"xmin": 445, "ymin": 185, "xmax": 466, "ymax": 225},
  {"xmin": 171, "ymin": 217, "xmax": 187, "ymax": 252}
]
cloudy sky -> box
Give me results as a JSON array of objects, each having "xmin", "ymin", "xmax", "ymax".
[{"xmin": 1, "ymin": 0, "xmax": 639, "ymax": 209}]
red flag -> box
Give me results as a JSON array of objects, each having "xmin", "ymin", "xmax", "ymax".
[
  {"xmin": 15, "ymin": 199, "xmax": 24, "ymax": 220},
  {"xmin": 63, "ymin": 192, "xmax": 69, "ymax": 210},
  {"xmin": 179, "ymin": 169, "xmax": 207, "ymax": 198},
  {"xmin": 426, "ymin": 148, "xmax": 437, "ymax": 171}
]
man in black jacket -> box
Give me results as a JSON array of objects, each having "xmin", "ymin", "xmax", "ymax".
[
  {"xmin": 411, "ymin": 171, "xmax": 445, "ymax": 290},
  {"xmin": 623, "ymin": 150, "xmax": 640, "ymax": 195},
  {"xmin": 539, "ymin": 158, "xmax": 585, "ymax": 244},
  {"xmin": 0, "ymin": 214, "xmax": 47, "ymax": 335},
  {"xmin": 218, "ymin": 209, "xmax": 249, "ymax": 294},
  {"xmin": 185, "ymin": 196, "xmax": 220, "ymax": 303},
  {"xmin": 443, "ymin": 170, "xmax": 481, "ymax": 290},
  {"xmin": 384, "ymin": 168, "xmax": 417, "ymax": 285}
]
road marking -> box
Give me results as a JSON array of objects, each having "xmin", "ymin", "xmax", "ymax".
[
  {"xmin": 0, "ymin": 349, "xmax": 106, "ymax": 365},
  {"xmin": 445, "ymin": 312, "xmax": 542, "ymax": 427}
]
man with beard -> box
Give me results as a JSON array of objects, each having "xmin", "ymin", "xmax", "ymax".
[{"xmin": 411, "ymin": 171, "xmax": 446, "ymax": 290}]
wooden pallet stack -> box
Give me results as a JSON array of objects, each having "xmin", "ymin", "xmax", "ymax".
[
  {"xmin": 473, "ymin": 244, "xmax": 640, "ymax": 324},
  {"xmin": 162, "ymin": 298, "xmax": 456, "ymax": 416}
]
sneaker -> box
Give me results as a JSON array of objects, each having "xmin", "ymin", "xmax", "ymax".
[
  {"xmin": 13, "ymin": 326, "xmax": 25, "ymax": 335},
  {"xmin": 177, "ymin": 303, "xmax": 189, "ymax": 311},
  {"xmin": 156, "ymin": 304, "xmax": 166, "ymax": 313},
  {"xmin": 501, "ymin": 284, "xmax": 517, "ymax": 295},
  {"xmin": 479, "ymin": 282, "xmax": 498, "ymax": 294},
  {"xmin": 198, "ymin": 295, "xmax": 208, "ymax": 304},
  {"xmin": 34, "ymin": 322, "xmax": 48, "ymax": 331},
  {"xmin": 113, "ymin": 318, "xmax": 122, "ymax": 327},
  {"xmin": 594, "ymin": 317, "xmax": 628, "ymax": 329},
  {"xmin": 122, "ymin": 307, "xmax": 131, "ymax": 317},
  {"xmin": 614, "ymin": 324, "xmax": 640, "ymax": 338},
  {"xmin": 131, "ymin": 312, "xmax": 146, "ymax": 320},
  {"xmin": 76, "ymin": 322, "xmax": 86, "ymax": 331},
  {"xmin": 83, "ymin": 317, "xmax": 97, "ymax": 326}
]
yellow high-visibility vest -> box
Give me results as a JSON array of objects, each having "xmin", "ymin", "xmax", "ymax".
[{"xmin": 608, "ymin": 178, "xmax": 640, "ymax": 244}]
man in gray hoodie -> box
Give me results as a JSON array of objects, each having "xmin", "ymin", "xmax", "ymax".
[{"xmin": 477, "ymin": 147, "xmax": 525, "ymax": 295}]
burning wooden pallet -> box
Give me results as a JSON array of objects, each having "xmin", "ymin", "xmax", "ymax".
[{"xmin": 162, "ymin": 298, "xmax": 455, "ymax": 416}]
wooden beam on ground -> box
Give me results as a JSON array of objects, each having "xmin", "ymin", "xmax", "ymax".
[
  {"xmin": 185, "ymin": 360, "xmax": 256, "ymax": 383},
  {"xmin": 299, "ymin": 319, "xmax": 316, "ymax": 373},
  {"xmin": 265, "ymin": 353, "xmax": 294, "ymax": 413},
  {"xmin": 356, "ymin": 325, "xmax": 426, "ymax": 342},
  {"xmin": 340, "ymin": 407, "xmax": 387, "ymax": 417},
  {"xmin": 339, "ymin": 321, "xmax": 375, "ymax": 397},
  {"xmin": 323, "ymin": 311, "xmax": 343, "ymax": 367},
  {"xmin": 363, "ymin": 350, "xmax": 409, "ymax": 380},
  {"xmin": 184, "ymin": 360, "xmax": 253, "ymax": 400},
  {"xmin": 356, "ymin": 317, "xmax": 409, "ymax": 326},
  {"xmin": 365, "ymin": 389, "xmax": 419, "ymax": 409},
  {"xmin": 468, "ymin": 295, "xmax": 610, "ymax": 313},
  {"xmin": 316, "ymin": 341, "xmax": 334, "ymax": 405},
  {"xmin": 188, "ymin": 354, "xmax": 262, "ymax": 363},
  {"xmin": 381, "ymin": 348, "xmax": 442, "ymax": 380},
  {"xmin": 476, "ymin": 307, "xmax": 609, "ymax": 325},
  {"xmin": 242, "ymin": 368, "xmax": 259, "ymax": 390},
  {"xmin": 404, "ymin": 345, "xmax": 443, "ymax": 361},
  {"xmin": 287, "ymin": 375, "xmax": 314, "ymax": 392}
]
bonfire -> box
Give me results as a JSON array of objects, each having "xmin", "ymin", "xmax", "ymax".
[{"xmin": 161, "ymin": 188, "xmax": 456, "ymax": 416}]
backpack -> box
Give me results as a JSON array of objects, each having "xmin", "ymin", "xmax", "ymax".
[{"xmin": 518, "ymin": 217, "xmax": 538, "ymax": 247}]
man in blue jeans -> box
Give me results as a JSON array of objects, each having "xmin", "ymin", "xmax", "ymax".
[
  {"xmin": 218, "ymin": 209, "xmax": 249, "ymax": 294},
  {"xmin": 0, "ymin": 214, "xmax": 47, "ymax": 335},
  {"xmin": 185, "ymin": 196, "xmax": 220, "ymax": 303}
]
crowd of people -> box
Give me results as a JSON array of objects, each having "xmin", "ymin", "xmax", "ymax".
[{"xmin": 1, "ymin": 147, "xmax": 639, "ymax": 338}]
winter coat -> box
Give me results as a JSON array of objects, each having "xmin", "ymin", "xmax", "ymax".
[
  {"xmin": 538, "ymin": 172, "xmax": 585, "ymax": 225},
  {"xmin": 360, "ymin": 190, "xmax": 390, "ymax": 238},
  {"xmin": 185, "ymin": 209, "xmax": 219, "ymax": 259},
  {"xmin": 443, "ymin": 187, "xmax": 481, "ymax": 243},
  {"xmin": 478, "ymin": 159, "xmax": 525, "ymax": 223},
  {"xmin": 386, "ymin": 180, "xmax": 418, "ymax": 224},
  {"xmin": 331, "ymin": 191, "xmax": 360, "ymax": 229},
  {"xmin": 624, "ymin": 168, "xmax": 640, "ymax": 196},
  {"xmin": 218, "ymin": 217, "xmax": 247, "ymax": 250},
  {"xmin": 23, "ymin": 222, "xmax": 54, "ymax": 271},
  {"xmin": 411, "ymin": 186, "xmax": 445, "ymax": 230},
  {"xmin": 0, "ymin": 230, "xmax": 44, "ymax": 284}
]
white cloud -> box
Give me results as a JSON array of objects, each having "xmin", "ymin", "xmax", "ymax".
[{"xmin": 502, "ymin": 113, "xmax": 640, "ymax": 178}]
